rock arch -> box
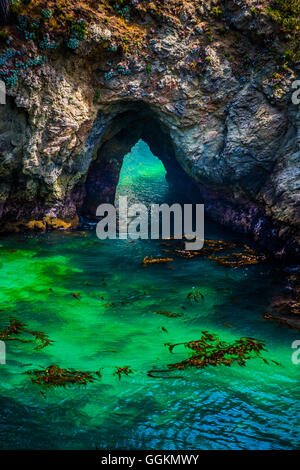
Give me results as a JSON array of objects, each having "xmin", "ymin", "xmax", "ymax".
[{"xmin": 80, "ymin": 101, "xmax": 193, "ymax": 216}]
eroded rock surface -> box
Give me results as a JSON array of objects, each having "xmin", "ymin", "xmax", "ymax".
[{"xmin": 0, "ymin": 0, "xmax": 299, "ymax": 257}]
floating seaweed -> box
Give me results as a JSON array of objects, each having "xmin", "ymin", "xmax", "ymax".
[
  {"xmin": 263, "ymin": 312, "xmax": 300, "ymax": 331},
  {"xmin": 158, "ymin": 326, "xmax": 168, "ymax": 333},
  {"xmin": 172, "ymin": 239, "xmax": 266, "ymax": 268},
  {"xmin": 147, "ymin": 369, "xmax": 186, "ymax": 380},
  {"xmin": 114, "ymin": 366, "xmax": 133, "ymax": 380},
  {"xmin": 173, "ymin": 239, "xmax": 235, "ymax": 259},
  {"xmin": 209, "ymin": 247, "xmax": 266, "ymax": 267},
  {"xmin": 25, "ymin": 365, "xmax": 96, "ymax": 388},
  {"xmin": 186, "ymin": 288, "xmax": 204, "ymax": 302},
  {"xmin": 154, "ymin": 310, "xmax": 183, "ymax": 318},
  {"xmin": 71, "ymin": 292, "xmax": 81, "ymax": 300},
  {"xmin": 142, "ymin": 256, "xmax": 173, "ymax": 266},
  {"xmin": 104, "ymin": 302, "xmax": 115, "ymax": 307},
  {"xmin": 0, "ymin": 319, "xmax": 53, "ymax": 349},
  {"xmin": 164, "ymin": 331, "xmax": 277, "ymax": 371}
]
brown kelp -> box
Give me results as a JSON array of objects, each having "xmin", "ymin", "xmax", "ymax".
[
  {"xmin": 172, "ymin": 238, "xmax": 266, "ymax": 267},
  {"xmin": 0, "ymin": 319, "xmax": 53, "ymax": 349},
  {"xmin": 186, "ymin": 288, "xmax": 204, "ymax": 302},
  {"xmin": 147, "ymin": 369, "xmax": 186, "ymax": 380},
  {"xmin": 154, "ymin": 310, "xmax": 183, "ymax": 318},
  {"xmin": 71, "ymin": 292, "xmax": 81, "ymax": 300},
  {"xmin": 263, "ymin": 312, "xmax": 300, "ymax": 331},
  {"xmin": 142, "ymin": 256, "xmax": 173, "ymax": 267},
  {"xmin": 173, "ymin": 239, "xmax": 235, "ymax": 259},
  {"xmin": 25, "ymin": 364, "xmax": 96, "ymax": 387},
  {"xmin": 158, "ymin": 326, "xmax": 168, "ymax": 333},
  {"xmin": 209, "ymin": 246, "xmax": 266, "ymax": 267},
  {"xmin": 114, "ymin": 366, "xmax": 133, "ymax": 380},
  {"xmin": 164, "ymin": 331, "xmax": 277, "ymax": 370}
]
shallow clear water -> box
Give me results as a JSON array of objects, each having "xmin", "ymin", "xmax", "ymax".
[{"xmin": 0, "ymin": 140, "xmax": 299, "ymax": 450}]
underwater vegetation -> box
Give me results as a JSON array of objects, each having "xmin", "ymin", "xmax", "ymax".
[
  {"xmin": 2, "ymin": 315, "xmax": 278, "ymax": 388},
  {"xmin": 114, "ymin": 365, "xmax": 133, "ymax": 380},
  {"xmin": 186, "ymin": 288, "xmax": 205, "ymax": 302},
  {"xmin": 165, "ymin": 331, "xmax": 280, "ymax": 371},
  {"xmin": 142, "ymin": 255, "xmax": 173, "ymax": 267},
  {"xmin": 24, "ymin": 364, "xmax": 134, "ymax": 388},
  {"xmin": 173, "ymin": 238, "xmax": 234, "ymax": 259},
  {"xmin": 25, "ymin": 364, "xmax": 97, "ymax": 388},
  {"xmin": 0, "ymin": 318, "xmax": 53, "ymax": 349},
  {"xmin": 154, "ymin": 310, "xmax": 183, "ymax": 318},
  {"xmin": 168, "ymin": 238, "xmax": 266, "ymax": 268}
]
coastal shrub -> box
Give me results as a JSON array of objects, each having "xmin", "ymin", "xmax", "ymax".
[
  {"xmin": 116, "ymin": 61, "xmax": 131, "ymax": 75},
  {"xmin": 70, "ymin": 19, "xmax": 88, "ymax": 40},
  {"xmin": 41, "ymin": 9, "xmax": 52, "ymax": 20},
  {"xmin": 268, "ymin": 0, "xmax": 300, "ymax": 34},
  {"xmin": 66, "ymin": 19, "xmax": 88, "ymax": 49},
  {"xmin": 10, "ymin": 0, "xmax": 22, "ymax": 16},
  {"xmin": 250, "ymin": 6, "xmax": 259, "ymax": 16},
  {"xmin": 40, "ymin": 33, "xmax": 58, "ymax": 50},
  {"xmin": 93, "ymin": 88, "xmax": 100, "ymax": 103},
  {"xmin": 195, "ymin": 24, "xmax": 203, "ymax": 35},
  {"xmin": 107, "ymin": 42, "xmax": 117, "ymax": 52},
  {"xmin": 0, "ymin": 30, "xmax": 8, "ymax": 41},
  {"xmin": 105, "ymin": 69, "xmax": 114, "ymax": 80},
  {"xmin": 211, "ymin": 6, "xmax": 223, "ymax": 18},
  {"xmin": 283, "ymin": 47, "xmax": 299, "ymax": 62},
  {"xmin": 110, "ymin": 0, "xmax": 131, "ymax": 18}
]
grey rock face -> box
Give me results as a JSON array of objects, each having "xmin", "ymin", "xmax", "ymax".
[{"xmin": 0, "ymin": 6, "xmax": 299, "ymax": 257}]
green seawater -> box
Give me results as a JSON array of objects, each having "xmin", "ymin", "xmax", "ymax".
[{"xmin": 0, "ymin": 140, "xmax": 299, "ymax": 450}]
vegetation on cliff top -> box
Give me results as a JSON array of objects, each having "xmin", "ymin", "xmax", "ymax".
[
  {"xmin": 268, "ymin": 0, "xmax": 300, "ymax": 62},
  {"xmin": 0, "ymin": 1, "xmax": 297, "ymax": 90}
]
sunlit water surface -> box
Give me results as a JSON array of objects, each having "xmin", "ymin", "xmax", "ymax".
[{"xmin": 0, "ymin": 141, "xmax": 299, "ymax": 450}]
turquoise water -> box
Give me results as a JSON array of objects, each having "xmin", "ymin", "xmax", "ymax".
[{"xmin": 0, "ymin": 140, "xmax": 299, "ymax": 450}]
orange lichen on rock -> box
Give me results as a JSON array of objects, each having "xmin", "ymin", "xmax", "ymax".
[{"xmin": 44, "ymin": 215, "xmax": 72, "ymax": 230}]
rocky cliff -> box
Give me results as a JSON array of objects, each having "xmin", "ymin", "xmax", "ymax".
[{"xmin": 0, "ymin": 0, "xmax": 299, "ymax": 257}]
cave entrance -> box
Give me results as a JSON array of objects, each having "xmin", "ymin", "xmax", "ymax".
[
  {"xmin": 115, "ymin": 139, "xmax": 168, "ymax": 207},
  {"xmin": 80, "ymin": 104, "xmax": 192, "ymax": 217}
]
